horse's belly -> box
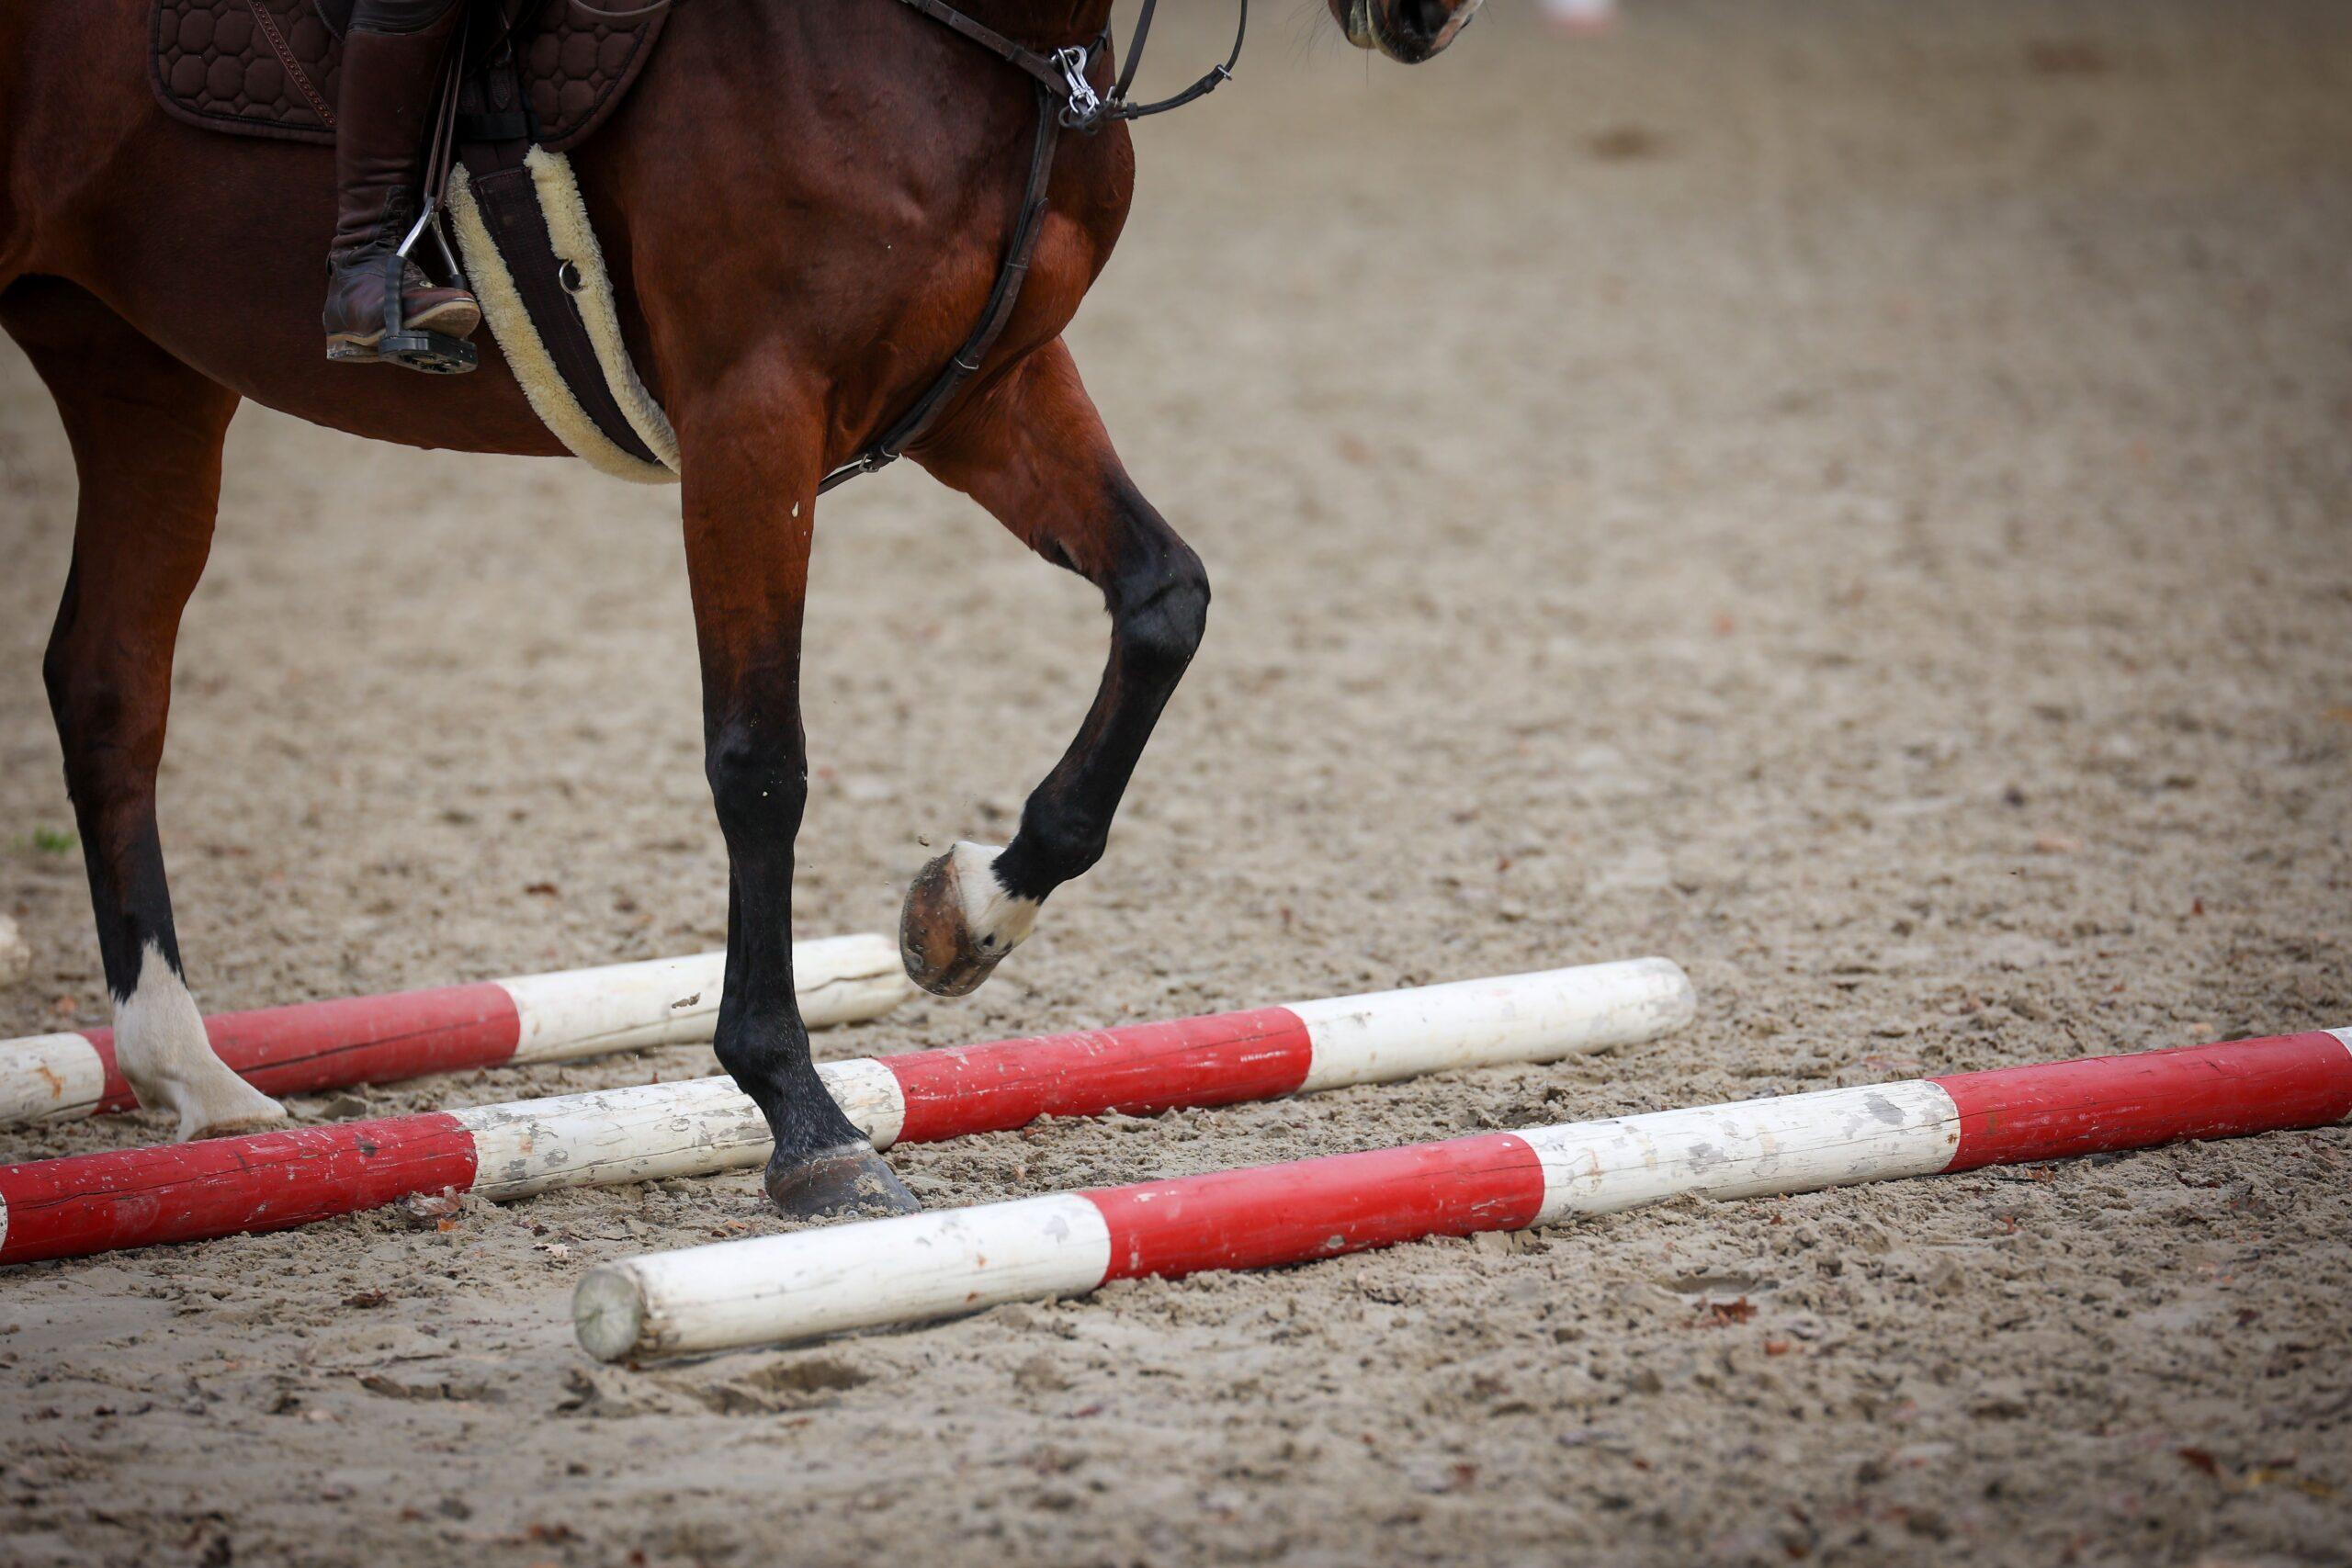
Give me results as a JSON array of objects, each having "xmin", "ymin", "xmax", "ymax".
[{"xmin": 89, "ymin": 151, "xmax": 568, "ymax": 457}]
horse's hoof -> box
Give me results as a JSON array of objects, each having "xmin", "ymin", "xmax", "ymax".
[
  {"xmin": 764, "ymin": 1143, "xmax": 921, "ymax": 1221},
  {"xmin": 899, "ymin": 841, "xmax": 1039, "ymax": 998},
  {"xmin": 186, "ymin": 1105, "xmax": 290, "ymax": 1141},
  {"xmin": 111, "ymin": 951, "xmax": 292, "ymax": 1142},
  {"xmin": 171, "ymin": 1077, "xmax": 288, "ymax": 1143},
  {"xmin": 154, "ymin": 1056, "xmax": 288, "ymax": 1142}
]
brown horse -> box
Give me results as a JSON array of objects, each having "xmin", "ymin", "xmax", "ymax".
[{"xmin": 0, "ymin": 0, "xmax": 1480, "ymax": 1215}]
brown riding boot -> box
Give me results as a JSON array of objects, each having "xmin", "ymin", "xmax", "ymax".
[{"xmin": 322, "ymin": 0, "xmax": 481, "ymax": 372}]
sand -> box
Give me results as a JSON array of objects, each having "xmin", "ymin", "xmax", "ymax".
[{"xmin": 2, "ymin": 2, "xmax": 2348, "ymax": 1562}]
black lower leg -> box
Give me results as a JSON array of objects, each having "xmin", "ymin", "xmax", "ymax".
[
  {"xmin": 677, "ymin": 383, "xmax": 910, "ymax": 1215},
  {"xmin": 706, "ymin": 713, "xmax": 915, "ymax": 1217},
  {"xmin": 46, "ymin": 567, "xmax": 184, "ymax": 1010},
  {"xmin": 991, "ymin": 480, "xmax": 1210, "ymax": 903},
  {"xmin": 707, "ymin": 723, "xmax": 839, "ymax": 1147}
]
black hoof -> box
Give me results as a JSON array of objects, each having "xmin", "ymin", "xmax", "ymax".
[{"xmin": 764, "ymin": 1143, "xmax": 921, "ymax": 1221}]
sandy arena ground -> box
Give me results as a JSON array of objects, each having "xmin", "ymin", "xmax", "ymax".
[{"xmin": 3, "ymin": 2, "xmax": 2349, "ymax": 1562}]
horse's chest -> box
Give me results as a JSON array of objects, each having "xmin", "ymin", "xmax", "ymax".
[{"xmin": 1023, "ymin": 130, "xmax": 1136, "ymax": 336}]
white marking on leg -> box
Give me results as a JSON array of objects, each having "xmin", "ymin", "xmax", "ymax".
[
  {"xmin": 111, "ymin": 942, "xmax": 286, "ymax": 1142},
  {"xmin": 947, "ymin": 842, "xmax": 1040, "ymax": 962}
]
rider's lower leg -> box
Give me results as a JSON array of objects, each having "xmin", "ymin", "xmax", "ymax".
[{"xmin": 322, "ymin": 0, "xmax": 481, "ymax": 372}]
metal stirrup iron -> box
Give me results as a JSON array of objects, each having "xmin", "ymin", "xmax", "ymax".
[{"xmin": 820, "ymin": 0, "xmax": 1247, "ymax": 492}]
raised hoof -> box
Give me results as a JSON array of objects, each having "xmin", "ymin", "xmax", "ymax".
[
  {"xmin": 764, "ymin": 1143, "xmax": 920, "ymax": 1221},
  {"xmin": 899, "ymin": 841, "xmax": 1038, "ymax": 999}
]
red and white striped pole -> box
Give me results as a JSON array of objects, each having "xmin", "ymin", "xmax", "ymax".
[
  {"xmin": 575, "ymin": 1025, "xmax": 2352, "ymax": 1360},
  {"xmin": 0, "ymin": 959, "xmax": 1695, "ymax": 1265},
  {"xmin": 0, "ymin": 934, "xmax": 910, "ymax": 1129}
]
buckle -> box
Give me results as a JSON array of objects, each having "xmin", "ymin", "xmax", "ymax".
[{"xmin": 1054, "ymin": 46, "xmax": 1104, "ymax": 129}]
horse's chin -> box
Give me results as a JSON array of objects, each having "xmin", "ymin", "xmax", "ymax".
[{"xmin": 1340, "ymin": 0, "xmax": 1479, "ymax": 64}]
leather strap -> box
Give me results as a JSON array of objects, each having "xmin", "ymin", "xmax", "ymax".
[
  {"xmin": 1113, "ymin": 0, "xmax": 1248, "ymax": 123},
  {"xmin": 891, "ymin": 0, "xmax": 1079, "ymax": 98},
  {"xmin": 891, "ymin": 0, "xmax": 1248, "ymax": 130}
]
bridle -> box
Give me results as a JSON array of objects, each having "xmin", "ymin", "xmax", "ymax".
[{"xmin": 819, "ymin": 0, "xmax": 1249, "ymax": 492}]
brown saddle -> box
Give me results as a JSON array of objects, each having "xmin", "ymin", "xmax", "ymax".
[
  {"xmin": 151, "ymin": 0, "xmax": 677, "ymax": 478},
  {"xmin": 151, "ymin": 0, "xmax": 665, "ymax": 152}
]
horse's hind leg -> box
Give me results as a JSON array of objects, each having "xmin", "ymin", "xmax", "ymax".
[
  {"xmin": 907, "ymin": 339, "xmax": 1210, "ymax": 997},
  {"xmin": 1, "ymin": 280, "xmax": 287, "ymax": 1140}
]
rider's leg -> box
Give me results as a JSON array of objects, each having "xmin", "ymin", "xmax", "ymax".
[{"xmin": 322, "ymin": 0, "xmax": 481, "ymax": 367}]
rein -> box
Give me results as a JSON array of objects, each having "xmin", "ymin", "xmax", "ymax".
[{"xmin": 818, "ymin": 0, "xmax": 1248, "ymax": 493}]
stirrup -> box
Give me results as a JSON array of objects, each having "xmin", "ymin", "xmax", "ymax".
[
  {"xmin": 334, "ymin": 250, "xmax": 478, "ymax": 375},
  {"xmin": 365, "ymin": 329, "xmax": 478, "ymax": 375}
]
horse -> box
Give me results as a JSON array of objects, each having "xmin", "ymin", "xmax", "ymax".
[{"xmin": 0, "ymin": 0, "xmax": 1483, "ymax": 1218}]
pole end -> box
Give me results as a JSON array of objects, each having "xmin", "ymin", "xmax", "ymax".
[{"xmin": 573, "ymin": 1264, "xmax": 650, "ymax": 1363}]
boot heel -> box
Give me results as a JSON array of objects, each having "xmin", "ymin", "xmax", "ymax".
[{"xmin": 378, "ymin": 330, "xmax": 478, "ymax": 375}]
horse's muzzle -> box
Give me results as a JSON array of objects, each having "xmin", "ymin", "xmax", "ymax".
[{"xmin": 1332, "ymin": 0, "xmax": 1483, "ymax": 63}]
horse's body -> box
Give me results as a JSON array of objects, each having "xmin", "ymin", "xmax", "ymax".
[
  {"xmin": 1, "ymin": 0, "xmax": 1117, "ymax": 455},
  {"xmin": 0, "ymin": 0, "xmax": 1476, "ymax": 1213}
]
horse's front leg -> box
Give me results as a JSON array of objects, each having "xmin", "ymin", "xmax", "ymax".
[
  {"xmin": 904, "ymin": 340, "xmax": 1211, "ymax": 996},
  {"xmin": 679, "ymin": 378, "xmax": 918, "ymax": 1219}
]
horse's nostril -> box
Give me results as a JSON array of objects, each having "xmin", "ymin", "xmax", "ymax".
[{"xmin": 1395, "ymin": 0, "xmax": 1452, "ymax": 40}]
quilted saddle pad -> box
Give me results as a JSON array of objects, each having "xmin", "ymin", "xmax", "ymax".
[{"xmin": 151, "ymin": 0, "xmax": 666, "ymax": 152}]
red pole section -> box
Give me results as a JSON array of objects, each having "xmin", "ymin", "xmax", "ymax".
[
  {"xmin": 0, "ymin": 1115, "xmax": 481, "ymax": 1264},
  {"xmin": 1090, "ymin": 1133, "xmax": 1545, "ymax": 1281},
  {"xmin": 884, "ymin": 1008, "xmax": 1313, "ymax": 1145},
  {"xmin": 1935, "ymin": 1031, "xmax": 2352, "ymax": 1169},
  {"xmin": 577, "ymin": 1027, "xmax": 2352, "ymax": 1359}
]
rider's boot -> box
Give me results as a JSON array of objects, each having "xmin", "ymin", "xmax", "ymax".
[{"xmin": 322, "ymin": 0, "xmax": 481, "ymax": 373}]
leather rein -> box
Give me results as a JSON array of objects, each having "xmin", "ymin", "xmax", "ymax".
[{"xmin": 818, "ymin": 0, "xmax": 1248, "ymax": 492}]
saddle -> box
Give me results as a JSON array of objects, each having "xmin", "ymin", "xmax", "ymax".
[{"xmin": 152, "ymin": 0, "xmax": 681, "ymax": 479}]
